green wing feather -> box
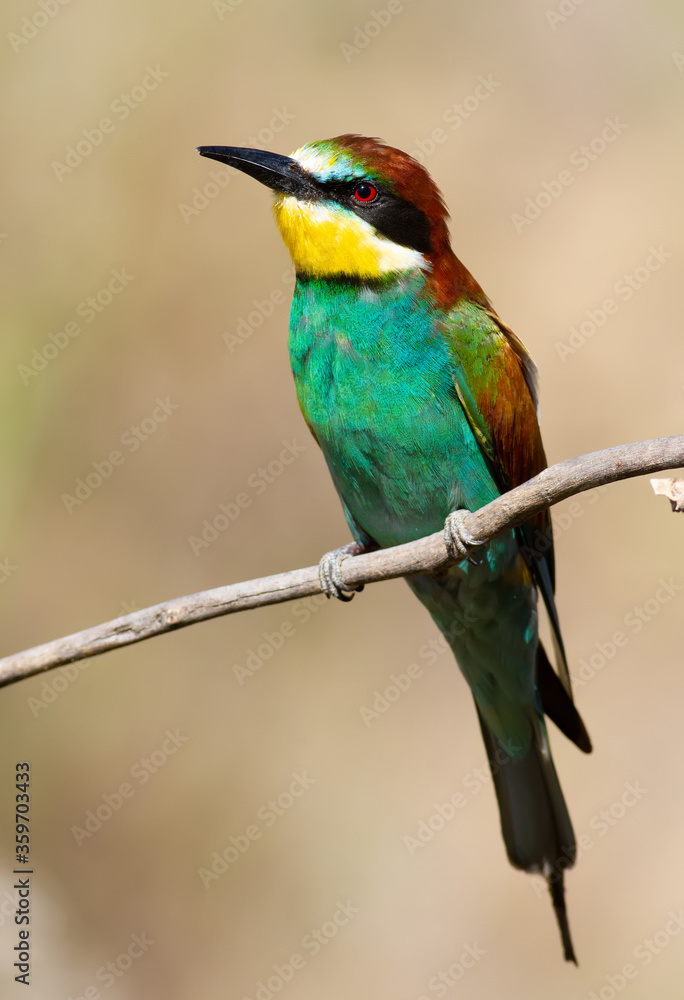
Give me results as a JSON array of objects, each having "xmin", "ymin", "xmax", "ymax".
[{"xmin": 442, "ymin": 300, "xmax": 575, "ymax": 701}]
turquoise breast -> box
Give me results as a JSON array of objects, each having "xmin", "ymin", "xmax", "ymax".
[{"xmin": 288, "ymin": 273, "xmax": 500, "ymax": 549}]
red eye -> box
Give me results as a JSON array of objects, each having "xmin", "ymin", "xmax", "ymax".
[{"xmin": 353, "ymin": 182, "xmax": 378, "ymax": 203}]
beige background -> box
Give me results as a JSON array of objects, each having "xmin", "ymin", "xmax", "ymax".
[{"xmin": 1, "ymin": 0, "xmax": 683, "ymax": 997}]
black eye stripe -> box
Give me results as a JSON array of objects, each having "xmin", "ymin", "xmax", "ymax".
[
  {"xmin": 315, "ymin": 179, "xmax": 432, "ymax": 256},
  {"xmin": 361, "ymin": 196, "xmax": 432, "ymax": 256}
]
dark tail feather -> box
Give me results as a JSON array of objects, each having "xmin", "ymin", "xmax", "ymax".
[
  {"xmin": 537, "ymin": 644, "xmax": 592, "ymax": 754},
  {"xmin": 549, "ymin": 873, "xmax": 577, "ymax": 964},
  {"xmin": 476, "ymin": 705, "xmax": 578, "ymax": 963}
]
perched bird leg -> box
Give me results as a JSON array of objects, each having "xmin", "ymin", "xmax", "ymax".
[
  {"xmin": 318, "ymin": 541, "xmax": 372, "ymax": 601},
  {"xmin": 443, "ymin": 509, "xmax": 481, "ymax": 566}
]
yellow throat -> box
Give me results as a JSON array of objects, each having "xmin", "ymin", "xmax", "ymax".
[{"xmin": 273, "ymin": 195, "xmax": 426, "ymax": 279}]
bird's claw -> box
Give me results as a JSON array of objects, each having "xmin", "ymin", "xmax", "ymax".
[
  {"xmin": 318, "ymin": 544, "xmax": 365, "ymax": 601},
  {"xmin": 443, "ymin": 509, "xmax": 481, "ymax": 566}
]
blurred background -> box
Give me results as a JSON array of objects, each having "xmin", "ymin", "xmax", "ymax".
[{"xmin": 1, "ymin": 0, "xmax": 683, "ymax": 996}]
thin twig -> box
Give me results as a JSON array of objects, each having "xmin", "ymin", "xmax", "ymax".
[{"xmin": 1, "ymin": 435, "xmax": 682, "ymax": 689}]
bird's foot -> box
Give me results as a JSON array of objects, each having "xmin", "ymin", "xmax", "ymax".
[
  {"xmin": 443, "ymin": 509, "xmax": 481, "ymax": 566},
  {"xmin": 318, "ymin": 542, "xmax": 367, "ymax": 602}
]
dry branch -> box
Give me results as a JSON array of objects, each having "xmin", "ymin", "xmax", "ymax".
[{"xmin": 1, "ymin": 435, "xmax": 682, "ymax": 690}]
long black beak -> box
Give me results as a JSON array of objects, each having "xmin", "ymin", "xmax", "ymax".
[{"xmin": 197, "ymin": 145, "xmax": 307, "ymax": 197}]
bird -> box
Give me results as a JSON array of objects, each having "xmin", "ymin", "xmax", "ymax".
[{"xmin": 198, "ymin": 134, "xmax": 592, "ymax": 963}]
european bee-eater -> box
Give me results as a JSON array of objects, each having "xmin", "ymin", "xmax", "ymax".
[{"xmin": 198, "ymin": 134, "xmax": 592, "ymax": 963}]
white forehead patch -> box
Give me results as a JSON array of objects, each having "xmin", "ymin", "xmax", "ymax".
[{"xmin": 291, "ymin": 143, "xmax": 365, "ymax": 182}]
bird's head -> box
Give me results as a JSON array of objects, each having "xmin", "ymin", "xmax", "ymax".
[{"xmin": 198, "ymin": 134, "xmax": 484, "ymax": 304}]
